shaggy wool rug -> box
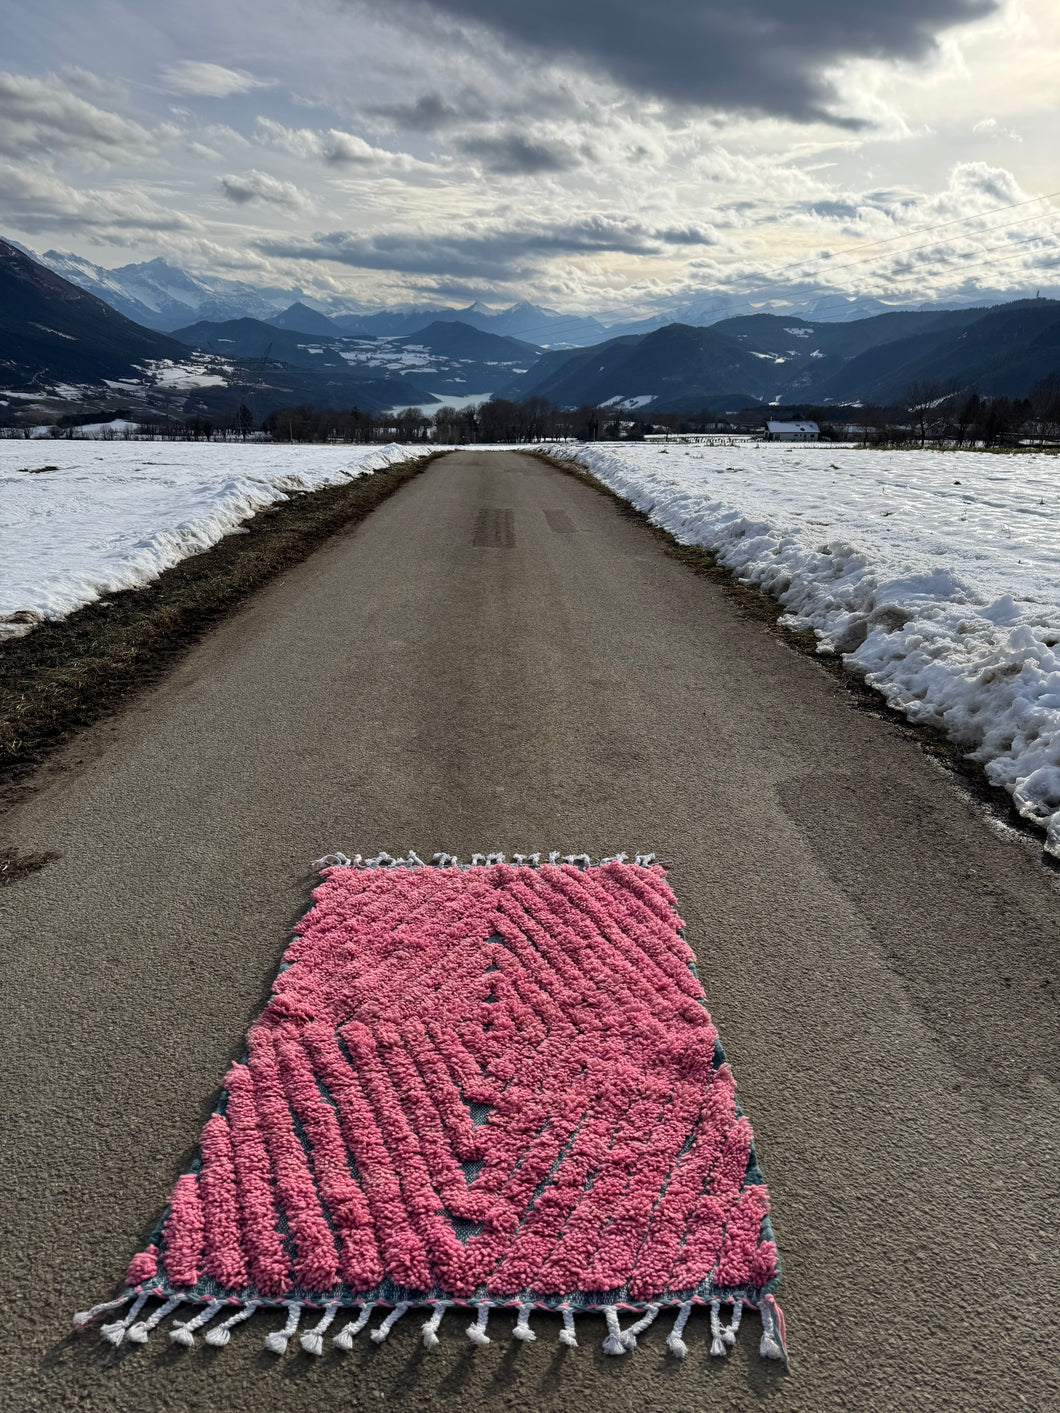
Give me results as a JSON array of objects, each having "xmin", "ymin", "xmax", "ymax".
[{"xmin": 76, "ymin": 853, "xmax": 787, "ymax": 1362}]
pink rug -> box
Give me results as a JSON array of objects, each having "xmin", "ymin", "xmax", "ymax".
[{"xmin": 76, "ymin": 853, "xmax": 787, "ymax": 1363}]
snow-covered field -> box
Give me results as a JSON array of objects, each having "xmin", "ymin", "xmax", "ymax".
[
  {"xmin": 0, "ymin": 441, "xmax": 431, "ymax": 638},
  {"xmin": 542, "ymin": 441, "xmax": 1060, "ymax": 855}
]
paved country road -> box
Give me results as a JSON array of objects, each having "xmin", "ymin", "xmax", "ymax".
[{"xmin": 1, "ymin": 450, "xmax": 1056, "ymax": 1412}]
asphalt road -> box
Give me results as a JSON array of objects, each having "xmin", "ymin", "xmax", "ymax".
[{"xmin": 1, "ymin": 449, "xmax": 1056, "ymax": 1412}]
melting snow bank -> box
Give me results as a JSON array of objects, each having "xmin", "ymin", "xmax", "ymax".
[
  {"xmin": 0, "ymin": 442, "xmax": 433, "ymax": 640},
  {"xmin": 542, "ymin": 442, "xmax": 1060, "ymax": 856}
]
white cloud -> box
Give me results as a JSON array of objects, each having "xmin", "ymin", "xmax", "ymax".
[
  {"xmin": 0, "ymin": 160, "xmax": 200, "ymax": 236},
  {"xmin": 160, "ymin": 60, "xmax": 267, "ymax": 97},
  {"xmin": 0, "ymin": 70, "xmax": 153, "ymax": 164}
]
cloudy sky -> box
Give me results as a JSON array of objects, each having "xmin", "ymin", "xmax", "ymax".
[{"xmin": 2, "ymin": 0, "xmax": 1060, "ymax": 316}]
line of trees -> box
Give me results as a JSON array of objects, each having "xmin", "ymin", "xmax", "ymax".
[{"xmin": 8, "ymin": 376, "xmax": 1060, "ymax": 448}]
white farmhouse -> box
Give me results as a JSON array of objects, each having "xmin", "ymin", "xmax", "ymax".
[{"xmin": 765, "ymin": 419, "xmax": 819, "ymax": 441}]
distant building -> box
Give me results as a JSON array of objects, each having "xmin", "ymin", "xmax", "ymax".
[{"xmin": 765, "ymin": 420, "xmax": 819, "ymax": 441}]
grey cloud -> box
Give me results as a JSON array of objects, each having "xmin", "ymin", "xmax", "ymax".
[
  {"xmin": 256, "ymin": 216, "xmax": 720, "ymax": 280},
  {"xmin": 219, "ymin": 169, "xmax": 311, "ymax": 209},
  {"xmin": 368, "ymin": 91, "xmax": 476, "ymax": 132},
  {"xmin": 392, "ymin": 0, "xmax": 998, "ymax": 123},
  {"xmin": 458, "ymin": 133, "xmax": 580, "ymax": 174},
  {"xmin": 657, "ymin": 225, "xmax": 719, "ymax": 246},
  {"xmin": 797, "ymin": 199, "xmax": 867, "ymax": 220}
]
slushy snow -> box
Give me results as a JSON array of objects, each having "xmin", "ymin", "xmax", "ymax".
[
  {"xmin": 0, "ymin": 441, "xmax": 428, "ymax": 637},
  {"xmin": 542, "ymin": 441, "xmax": 1060, "ymax": 856}
]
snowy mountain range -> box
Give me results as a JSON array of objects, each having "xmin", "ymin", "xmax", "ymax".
[{"xmin": 12, "ymin": 244, "xmax": 947, "ymax": 349}]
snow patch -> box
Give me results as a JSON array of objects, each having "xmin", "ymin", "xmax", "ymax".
[
  {"xmin": 0, "ymin": 442, "xmax": 435, "ymax": 638},
  {"xmin": 540, "ymin": 441, "xmax": 1060, "ymax": 856}
]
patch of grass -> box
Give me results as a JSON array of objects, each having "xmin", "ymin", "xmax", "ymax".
[
  {"xmin": 0, "ymin": 451, "xmax": 445, "ymax": 807},
  {"xmin": 0, "ymin": 845, "xmax": 57, "ymax": 887},
  {"xmin": 536, "ymin": 449, "xmax": 1050, "ymax": 849}
]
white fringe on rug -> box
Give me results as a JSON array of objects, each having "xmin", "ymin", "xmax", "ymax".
[{"xmin": 73, "ymin": 1295, "xmax": 786, "ymax": 1365}]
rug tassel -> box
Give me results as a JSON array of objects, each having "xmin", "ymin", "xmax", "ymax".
[
  {"xmin": 300, "ymin": 1303, "xmax": 339, "ymax": 1355},
  {"xmin": 100, "ymin": 1291, "xmax": 148, "ymax": 1345},
  {"xmin": 635, "ymin": 853, "xmax": 655, "ymax": 866},
  {"xmin": 264, "ymin": 1302, "xmax": 302, "ymax": 1355},
  {"xmin": 548, "ymin": 852, "xmax": 560, "ymax": 863},
  {"xmin": 170, "ymin": 1300, "xmax": 224, "ymax": 1348},
  {"xmin": 73, "ymin": 1294, "xmax": 133, "ymax": 1327},
  {"xmin": 563, "ymin": 853, "xmax": 591, "ymax": 868},
  {"xmin": 666, "ymin": 1303, "xmax": 692, "ymax": 1359},
  {"xmin": 724, "ymin": 1300, "xmax": 743, "ymax": 1348},
  {"xmin": 204, "ymin": 1301, "xmax": 259, "ymax": 1347},
  {"xmin": 619, "ymin": 1303, "xmax": 660, "ymax": 1351},
  {"xmin": 370, "ymin": 1303, "xmax": 409, "ymax": 1343},
  {"xmin": 466, "ymin": 1304, "xmax": 491, "ymax": 1345},
  {"xmin": 512, "ymin": 1304, "xmax": 536, "ymax": 1341},
  {"xmin": 602, "ymin": 1306, "xmax": 627, "ymax": 1356},
  {"xmin": 759, "ymin": 1294, "xmax": 788, "ymax": 1363},
  {"xmin": 333, "ymin": 1303, "xmax": 375, "ymax": 1350},
  {"xmin": 125, "ymin": 1295, "xmax": 182, "ymax": 1344},
  {"xmin": 421, "ymin": 1301, "xmax": 449, "ymax": 1349},
  {"xmin": 709, "ymin": 1299, "xmax": 728, "ymax": 1357},
  {"xmin": 558, "ymin": 1308, "xmax": 578, "ymax": 1347}
]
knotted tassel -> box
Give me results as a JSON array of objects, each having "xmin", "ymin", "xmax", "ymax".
[
  {"xmin": 100, "ymin": 1291, "xmax": 149, "ymax": 1345},
  {"xmin": 709, "ymin": 1294, "xmax": 729, "ymax": 1350},
  {"xmin": 204, "ymin": 1301, "xmax": 259, "ymax": 1347},
  {"xmin": 300, "ymin": 1303, "xmax": 339, "ymax": 1355},
  {"xmin": 370, "ymin": 1303, "xmax": 409, "ymax": 1343},
  {"xmin": 421, "ymin": 1302, "xmax": 449, "ymax": 1349},
  {"xmin": 125, "ymin": 1296, "xmax": 182, "ymax": 1344},
  {"xmin": 723, "ymin": 1300, "xmax": 743, "ymax": 1348},
  {"xmin": 169, "ymin": 1300, "xmax": 224, "ymax": 1348},
  {"xmin": 634, "ymin": 853, "xmax": 655, "ymax": 866},
  {"xmin": 333, "ymin": 1304, "xmax": 375, "ymax": 1350},
  {"xmin": 619, "ymin": 1303, "xmax": 659, "ymax": 1351},
  {"xmin": 759, "ymin": 1294, "xmax": 788, "ymax": 1362},
  {"xmin": 73, "ymin": 1294, "xmax": 133, "ymax": 1328},
  {"xmin": 602, "ymin": 1306, "xmax": 627, "ymax": 1356},
  {"xmin": 466, "ymin": 1304, "xmax": 491, "ymax": 1345},
  {"xmin": 512, "ymin": 1304, "xmax": 536, "ymax": 1341},
  {"xmin": 264, "ymin": 1303, "xmax": 302, "ymax": 1355},
  {"xmin": 558, "ymin": 1308, "xmax": 578, "ymax": 1347},
  {"xmin": 666, "ymin": 1303, "xmax": 693, "ymax": 1359}
]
